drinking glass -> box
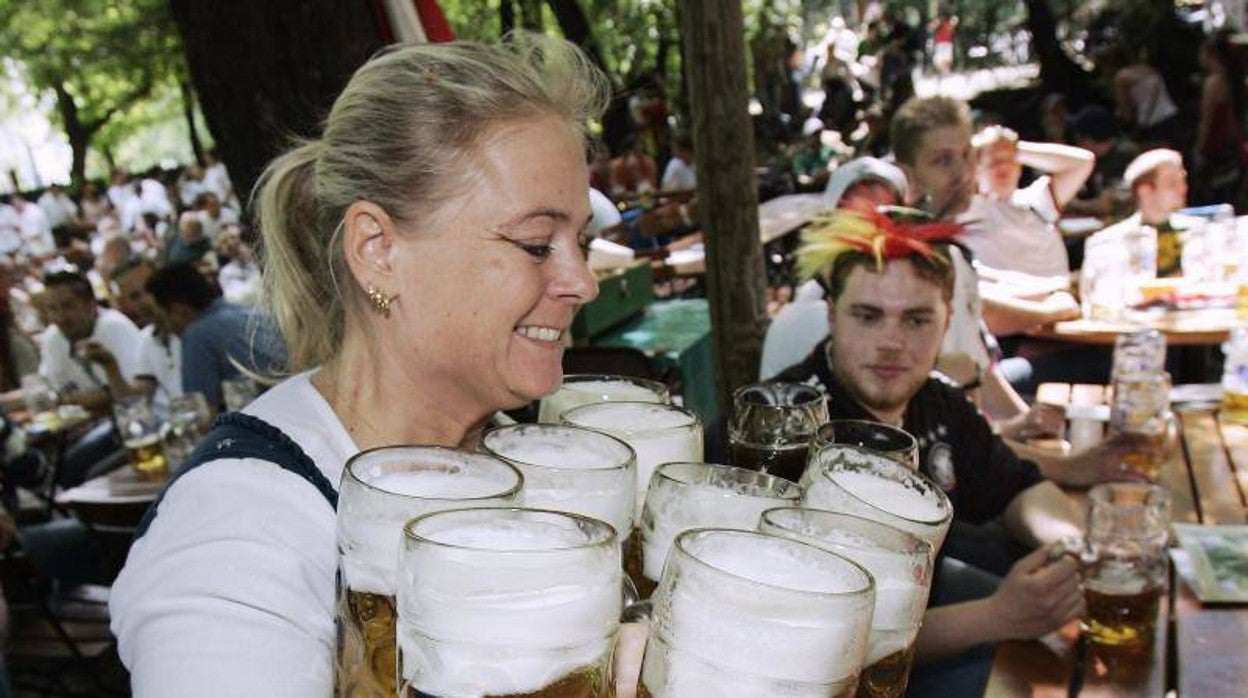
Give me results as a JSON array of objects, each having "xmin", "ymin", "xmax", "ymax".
[
  {"xmin": 761, "ymin": 508, "xmax": 934, "ymax": 698},
  {"xmin": 163, "ymin": 392, "xmax": 213, "ymax": 470},
  {"xmin": 398, "ymin": 508, "xmax": 620, "ymax": 697},
  {"xmin": 729, "ymin": 382, "xmax": 829, "ymax": 483},
  {"xmin": 1112, "ymin": 330, "xmax": 1166, "ymax": 380},
  {"xmin": 113, "ymin": 395, "xmax": 168, "ymax": 480},
  {"xmin": 1080, "ymin": 483, "xmax": 1171, "ymax": 652},
  {"xmin": 638, "ymin": 528, "xmax": 874, "ymax": 697},
  {"xmin": 20, "ymin": 374, "xmax": 57, "ymax": 416},
  {"xmin": 802, "ymin": 444, "xmax": 954, "ymax": 553},
  {"xmin": 221, "ymin": 374, "xmax": 259, "ymax": 412},
  {"xmin": 636, "ymin": 462, "xmax": 801, "ymax": 599},
  {"xmin": 480, "ymin": 423, "xmax": 636, "ymax": 536},
  {"xmin": 1108, "ymin": 371, "xmax": 1174, "ymax": 481},
  {"xmin": 335, "ymin": 447, "xmax": 523, "ymax": 697},
  {"xmin": 538, "ymin": 374, "xmax": 670, "ymax": 424},
  {"xmin": 810, "ymin": 419, "xmax": 920, "ymax": 471}
]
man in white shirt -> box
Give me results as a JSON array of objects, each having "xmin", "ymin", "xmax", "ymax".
[
  {"xmin": 0, "ymin": 200, "xmax": 21, "ymax": 256},
  {"xmin": 12, "ymin": 195, "xmax": 56, "ymax": 258},
  {"xmin": 962, "ymin": 125, "xmax": 1094, "ymax": 278},
  {"xmin": 196, "ymin": 192, "xmax": 239, "ymax": 243},
  {"xmin": 202, "ymin": 148, "xmax": 235, "ymax": 206},
  {"xmin": 660, "ymin": 133, "xmax": 697, "ymax": 193},
  {"xmin": 38, "ymin": 270, "xmax": 142, "ymax": 409},
  {"xmin": 215, "ymin": 225, "xmax": 261, "ymax": 306},
  {"xmin": 36, "ymin": 183, "xmax": 81, "ymax": 231},
  {"xmin": 111, "ymin": 259, "xmax": 183, "ymax": 407}
]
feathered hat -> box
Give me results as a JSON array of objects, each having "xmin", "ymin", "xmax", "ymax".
[{"xmin": 797, "ymin": 204, "xmax": 962, "ymax": 287}]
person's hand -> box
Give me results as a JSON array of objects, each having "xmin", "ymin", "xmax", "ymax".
[
  {"xmin": 1016, "ymin": 402, "xmax": 1066, "ymax": 441},
  {"xmin": 986, "ymin": 543, "xmax": 1085, "ymax": 641},
  {"xmin": 1062, "ymin": 433, "xmax": 1155, "ymax": 487},
  {"xmin": 613, "ymin": 620, "xmax": 648, "ymax": 698},
  {"xmin": 75, "ymin": 340, "xmax": 118, "ymax": 369}
]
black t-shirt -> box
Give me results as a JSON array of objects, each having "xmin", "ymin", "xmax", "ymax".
[{"xmin": 775, "ymin": 340, "xmax": 1044, "ymax": 525}]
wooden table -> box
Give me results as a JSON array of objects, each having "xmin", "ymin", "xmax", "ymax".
[
  {"xmin": 55, "ymin": 468, "xmax": 161, "ymax": 530},
  {"xmin": 1032, "ymin": 309, "xmax": 1242, "ymax": 347},
  {"xmin": 986, "ymin": 387, "xmax": 1248, "ymax": 697},
  {"xmin": 660, "ymin": 193, "xmax": 829, "ymax": 276}
]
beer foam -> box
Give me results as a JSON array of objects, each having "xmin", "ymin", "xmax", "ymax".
[
  {"xmin": 368, "ymin": 469, "xmax": 514, "ymax": 499},
  {"xmin": 641, "ymin": 480, "xmax": 792, "ymax": 582},
  {"xmin": 397, "ymin": 517, "xmax": 620, "ymax": 695},
  {"xmin": 648, "ymin": 534, "xmax": 872, "ymax": 687},
  {"xmin": 538, "ymin": 379, "xmax": 665, "ymax": 423},
  {"xmin": 1085, "ymin": 559, "xmax": 1154, "ymax": 596},
  {"xmin": 829, "ymin": 472, "xmax": 947, "ymax": 523},
  {"xmin": 486, "ymin": 429, "xmax": 630, "ymax": 471}
]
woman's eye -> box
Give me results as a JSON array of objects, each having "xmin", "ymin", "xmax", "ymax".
[{"xmin": 513, "ymin": 241, "xmax": 554, "ymax": 260}]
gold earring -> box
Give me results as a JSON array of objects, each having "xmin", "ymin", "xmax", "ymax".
[{"xmin": 365, "ymin": 284, "xmax": 396, "ymax": 318}]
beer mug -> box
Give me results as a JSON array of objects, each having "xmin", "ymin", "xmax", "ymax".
[
  {"xmin": 1108, "ymin": 371, "xmax": 1174, "ymax": 481},
  {"xmin": 636, "ymin": 462, "xmax": 801, "ymax": 599},
  {"xmin": 729, "ymin": 382, "xmax": 829, "ymax": 483},
  {"xmin": 113, "ymin": 395, "xmax": 168, "ymax": 480},
  {"xmin": 802, "ymin": 444, "xmax": 954, "ymax": 553},
  {"xmin": 638, "ymin": 528, "xmax": 874, "ymax": 697},
  {"xmin": 20, "ymin": 374, "xmax": 57, "ymax": 416},
  {"xmin": 538, "ymin": 374, "xmax": 671, "ymax": 423},
  {"xmin": 761, "ymin": 508, "xmax": 934, "ymax": 698},
  {"xmin": 221, "ymin": 374, "xmax": 259, "ymax": 412},
  {"xmin": 1112, "ymin": 329, "xmax": 1166, "ymax": 380},
  {"xmin": 163, "ymin": 392, "xmax": 212, "ymax": 470},
  {"xmin": 1080, "ymin": 483, "xmax": 1171, "ymax": 651},
  {"xmin": 810, "ymin": 419, "xmax": 920, "ymax": 471},
  {"xmin": 335, "ymin": 447, "xmax": 523, "ymax": 697},
  {"xmin": 560, "ymin": 402, "xmax": 702, "ymax": 522},
  {"xmin": 398, "ymin": 507, "xmax": 620, "ymax": 697},
  {"xmin": 480, "ymin": 424, "xmax": 637, "ymax": 537}
]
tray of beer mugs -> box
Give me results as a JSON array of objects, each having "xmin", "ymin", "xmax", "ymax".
[{"xmin": 1173, "ymin": 523, "xmax": 1248, "ymax": 604}]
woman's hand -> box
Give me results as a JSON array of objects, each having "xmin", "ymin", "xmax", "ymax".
[{"xmin": 613, "ymin": 620, "xmax": 649, "ymax": 698}]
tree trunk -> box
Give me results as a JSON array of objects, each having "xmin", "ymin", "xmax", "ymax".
[
  {"xmin": 1024, "ymin": 0, "xmax": 1095, "ymax": 103},
  {"xmin": 545, "ymin": 0, "xmax": 609, "ymax": 76},
  {"xmin": 53, "ymin": 84, "xmax": 90, "ymax": 189},
  {"xmin": 169, "ymin": 0, "xmax": 385, "ymax": 214},
  {"xmin": 679, "ymin": 0, "xmax": 768, "ymax": 412},
  {"xmin": 518, "ymin": 0, "xmax": 543, "ymax": 32},
  {"xmin": 179, "ymin": 78, "xmax": 205, "ymax": 167},
  {"xmin": 501, "ymin": 0, "xmax": 515, "ymax": 36}
]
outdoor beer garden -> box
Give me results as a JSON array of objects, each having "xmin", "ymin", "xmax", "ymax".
[{"xmin": 4, "ymin": 0, "xmax": 1248, "ymax": 696}]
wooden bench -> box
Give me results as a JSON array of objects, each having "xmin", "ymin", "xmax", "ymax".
[{"xmin": 985, "ymin": 383, "xmax": 1248, "ymax": 696}]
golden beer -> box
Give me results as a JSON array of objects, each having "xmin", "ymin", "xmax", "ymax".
[
  {"xmin": 1221, "ymin": 388, "xmax": 1248, "ymax": 425},
  {"xmin": 126, "ymin": 434, "xmax": 168, "ymax": 480},
  {"xmin": 856, "ymin": 643, "xmax": 917, "ymax": 698},
  {"xmin": 335, "ymin": 589, "xmax": 397, "ymax": 697},
  {"xmin": 1121, "ymin": 430, "xmax": 1166, "ymax": 481},
  {"xmin": 639, "ymin": 674, "xmax": 858, "ymax": 698},
  {"xmin": 1082, "ymin": 584, "xmax": 1162, "ymax": 649},
  {"xmin": 405, "ymin": 660, "xmax": 610, "ymax": 697}
]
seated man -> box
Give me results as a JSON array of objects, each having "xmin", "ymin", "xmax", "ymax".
[
  {"xmin": 110, "ymin": 258, "xmax": 182, "ymax": 407},
  {"xmin": 963, "ymin": 124, "xmax": 1093, "ymax": 277},
  {"xmin": 775, "ymin": 209, "xmax": 1085, "ymax": 696},
  {"xmin": 1084, "ymin": 148, "xmax": 1193, "ymax": 277},
  {"xmin": 146, "ymin": 262, "xmax": 286, "ymax": 411}
]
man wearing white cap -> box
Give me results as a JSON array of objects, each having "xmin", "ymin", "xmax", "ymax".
[{"xmin": 1084, "ymin": 148, "xmax": 1193, "ymax": 277}]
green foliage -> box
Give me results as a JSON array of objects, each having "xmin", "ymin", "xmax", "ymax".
[{"xmin": 0, "ymin": 0, "xmax": 186, "ymax": 180}]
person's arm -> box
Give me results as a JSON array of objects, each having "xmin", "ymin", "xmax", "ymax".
[
  {"xmin": 915, "ymin": 545, "xmax": 1083, "ymax": 662},
  {"xmin": 1005, "ymin": 433, "xmax": 1153, "ymax": 488},
  {"xmin": 112, "ymin": 461, "xmax": 337, "ymax": 697},
  {"xmin": 1001, "ymin": 480, "xmax": 1084, "ymax": 549},
  {"xmin": 1014, "ymin": 141, "xmax": 1095, "ymax": 209},
  {"xmin": 979, "ymin": 289, "xmax": 1080, "ymax": 337}
]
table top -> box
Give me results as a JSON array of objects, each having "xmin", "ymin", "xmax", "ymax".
[
  {"xmin": 1031, "ymin": 308, "xmax": 1243, "ymax": 346},
  {"xmin": 986, "ymin": 388, "xmax": 1248, "ymax": 697},
  {"xmin": 661, "ymin": 193, "xmax": 829, "ymax": 276}
]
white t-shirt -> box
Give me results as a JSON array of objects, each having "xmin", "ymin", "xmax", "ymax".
[
  {"xmin": 961, "ymin": 176, "xmax": 1069, "ymax": 277},
  {"xmin": 38, "ymin": 307, "xmax": 142, "ymax": 393},
  {"xmin": 660, "ymin": 156, "xmax": 697, "ymax": 192},
  {"xmin": 203, "ymin": 162, "xmax": 234, "ymax": 202},
  {"xmin": 18, "ymin": 203, "xmax": 55, "ymax": 257},
  {"xmin": 37, "ymin": 192, "xmax": 79, "ymax": 229},
  {"xmin": 111, "ymin": 371, "xmax": 358, "ymax": 697},
  {"xmin": 0, "ymin": 205, "xmax": 21, "ymax": 255},
  {"xmin": 198, "ymin": 207, "xmax": 239, "ymax": 243},
  {"xmin": 218, "ymin": 258, "xmax": 261, "ymax": 306},
  {"xmin": 942, "ymin": 246, "xmax": 993, "ymax": 372},
  {"xmin": 134, "ymin": 325, "xmax": 183, "ymax": 408}
]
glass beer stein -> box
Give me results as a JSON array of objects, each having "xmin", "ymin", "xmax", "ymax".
[
  {"xmin": 538, "ymin": 374, "xmax": 670, "ymax": 424},
  {"xmin": 761, "ymin": 508, "xmax": 934, "ymax": 698},
  {"xmin": 729, "ymin": 382, "xmax": 829, "ymax": 483},
  {"xmin": 810, "ymin": 420, "xmax": 920, "ymax": 471},
  {"xmin": 398, "ymin": 508, "xmax": 620, "ymax": 697},
  {"xmin": 638, "ymin": 528, "xmax": 874, "ymax": 697},
  {"xmin": 334, "ymin": 447, "xmax": 522, "ymax": 697}
]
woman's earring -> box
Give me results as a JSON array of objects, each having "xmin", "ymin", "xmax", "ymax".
[{"xmin": 365, "ymin": 284, "xmax": 396, "ymax": 318}]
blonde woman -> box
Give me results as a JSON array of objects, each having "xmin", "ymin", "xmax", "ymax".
[{"xmin": 112, "ymin": 36, "xmax": 615, "ymax": 695}]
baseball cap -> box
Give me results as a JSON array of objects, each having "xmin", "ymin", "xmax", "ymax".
[{"xmin": 823, "ymin": 157, "xmax": 908, "ymax": 208}]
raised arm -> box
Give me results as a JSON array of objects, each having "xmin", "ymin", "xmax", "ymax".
[{"xmin": 1015, "ymin": 140, "xmax": 1095, "ymax": 209}]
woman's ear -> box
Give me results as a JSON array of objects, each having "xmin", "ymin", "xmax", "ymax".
[{"xmin": 341, "ymin": 201, "xmax": 399, "ymax": 293}]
